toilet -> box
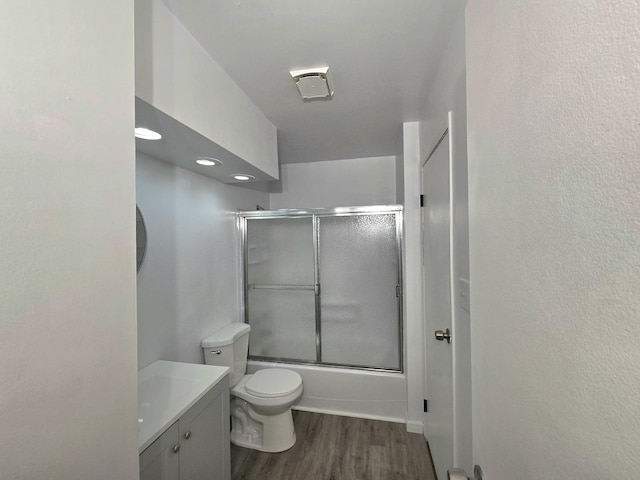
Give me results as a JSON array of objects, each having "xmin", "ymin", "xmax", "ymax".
[{"xmin": 202, "ymin": 323, "xmax": 303, "ymax": 453}]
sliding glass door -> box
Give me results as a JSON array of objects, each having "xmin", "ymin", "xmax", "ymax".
[
  {"xmin": 318, "ymin": 213, "xmax": 400, "ymax": 370},
  {"xmin": 245, "ymin": 217, "xmax": 317, "ymax": 361},
  {"xmin": 242, "ymin": 206, "xmax": 402, "ymax": 372}
]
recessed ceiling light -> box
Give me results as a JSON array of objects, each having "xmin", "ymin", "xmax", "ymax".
[
  {"xmin": 135, "ymin": 127, "xmax": 162, "ymax": 140},
  {"xmin": 196, "ymin": 158, "xmax": 222, "ymax": 166},
  {"xmin": 232, "ymin": 174, "xmax": 255, "ymax": 181}
]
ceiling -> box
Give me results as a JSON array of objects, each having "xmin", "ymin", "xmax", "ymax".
[{"xmin": 161, "ymin": 0, "xmax": 464, "ymax": 164}]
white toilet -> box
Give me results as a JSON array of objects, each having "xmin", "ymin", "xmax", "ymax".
[{"xmin": 202, "ymin": 323, "xmax": 303, "ymax": 453}]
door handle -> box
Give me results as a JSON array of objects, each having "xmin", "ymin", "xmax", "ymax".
[{"xmin": 434, "ymin": 328, "xmax": 451, "ymax": 344}]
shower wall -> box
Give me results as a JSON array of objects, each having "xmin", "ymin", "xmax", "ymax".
[{"xmin": 242, "ymin": 207, "xmax": 403, "ymax": 372}]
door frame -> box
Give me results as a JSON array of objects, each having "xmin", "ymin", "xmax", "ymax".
[{"xmin": 421, "ymin": 111, "xmax": 457, "ymax": 458}]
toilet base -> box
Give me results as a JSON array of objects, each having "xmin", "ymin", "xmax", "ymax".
[
  {"xmin": 231, "ymin": 398, "xmax": 297, "ymax": 453},
  {"xmin": 231, "ymin": 431, "xmax": 297, "ymax": 453}
]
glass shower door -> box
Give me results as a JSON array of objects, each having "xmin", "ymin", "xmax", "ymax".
[
  {"xmin": 318, "ymin": 213, "xmax": 401, "ymax": 370},
  {"xmin": 245, "ymin": 217, "xmax": 317, "ymax": 361}
]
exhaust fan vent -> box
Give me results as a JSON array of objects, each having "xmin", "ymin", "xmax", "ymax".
[{"xmin": 290, "ymin": 66, "xmax": 334, "ymax": 101}]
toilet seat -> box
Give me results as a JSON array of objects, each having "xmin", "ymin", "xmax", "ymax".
[
  {"xmin": 231, "ymin": 370, "xmax": 303, "ymax": 409},
  {"xmin": 246, "ymin": 369, "xmax": 302, "ymax": 398}
]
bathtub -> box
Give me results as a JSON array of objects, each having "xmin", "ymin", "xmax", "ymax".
[{"xmin": 247, "ymin": 360, "xmax": 407, "ymax": 423}]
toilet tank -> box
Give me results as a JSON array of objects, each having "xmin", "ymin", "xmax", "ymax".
[{"xmin": 201, "ymin": 323, "xmax": 250, "ymax": 388}]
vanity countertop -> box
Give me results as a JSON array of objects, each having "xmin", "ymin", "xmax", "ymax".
[{"xmin": 138, "ymin": 360, "xmax": 229, "ymax": 452}]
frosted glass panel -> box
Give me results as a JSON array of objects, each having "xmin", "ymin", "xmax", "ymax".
[
  {"xmin": 246, "ymin": 217, "xmax": 316, "ymax": 361},
  {"xmin": 247, "ymin": 289, "xmax": 316, "ymax": 361},
  {"xmin": 246, "ymin": 217, "xmax": 314, "ymax": 285},
  {"xmin": 319, "ymin": 214, "xmax": 400, "ymax": 369}
]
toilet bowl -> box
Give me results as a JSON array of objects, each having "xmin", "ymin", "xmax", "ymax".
[
  {"xmin": 230, "ymin": 369, "xmax": 303, "ymax": 452},
  {"xmin": 202, "ymin": 323, "xmax": 303, "ymax": 453}
]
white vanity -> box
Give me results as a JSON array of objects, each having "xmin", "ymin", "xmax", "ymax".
[{"xmin": 138, "ymin": 360, "xmax": 230, "ymax": 480}]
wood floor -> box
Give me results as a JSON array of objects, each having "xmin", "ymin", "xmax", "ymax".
[{"xmin": 231, "ymin": 411, "xmax": 436, "ymax": 480}]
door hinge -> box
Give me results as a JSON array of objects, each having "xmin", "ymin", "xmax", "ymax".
[
  {"xmin": 420, "ymin": 194, "xmax": 424, "ymax": 207},
  {"xmin": 424, "ymin": 399, "xmax": 428, "ymax": 412},
  {"xmin": 395, "ymin": 284, "xmax": 401, "ymax": 297}
]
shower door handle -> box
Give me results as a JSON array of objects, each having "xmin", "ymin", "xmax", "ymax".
[{"xmin": 434, "ymin": 328, "xmax": 451, "ymax": 344}]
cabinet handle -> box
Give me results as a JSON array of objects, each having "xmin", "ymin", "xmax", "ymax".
[
  {"xmin": 172, "ymin": 444, "xmax": 180, "ymax": 454},
  {"xmin": 184, "ymin": 431, "xmax": 192, "ymax": 440}
]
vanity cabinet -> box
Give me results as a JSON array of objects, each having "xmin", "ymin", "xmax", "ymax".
[
  {"xmin": 139, "ymin": 422, "xmax": 180, "ymax": 480},
  {"xmin": 140, "ymin": 376, "xmax": 230, "ymax": 480}
]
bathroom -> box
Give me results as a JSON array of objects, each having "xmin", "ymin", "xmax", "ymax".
[
  {"xmin": 2, "ymin": 0, "xmax": 472, "ymax": 475},
  {"xmin": 134, "ymin": 0, "xmax": 471, "ymax": 477},
  {"xmin": 137, "ymin": 153, "xmax": 408, "ymax": 412},
  {"xmin": 136, "ymin": 151, "xmax": 411, "ymax": 474},
  {"xmin": 5, "ymin": 0, "xmax": 639, "ymax": 479}
]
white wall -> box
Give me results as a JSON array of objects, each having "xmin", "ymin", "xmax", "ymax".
[
  {"xmin": 0, "ymin": 2, "xmax": 138, "ymax": 479},
  {"xmin": 395, "ymin": 155, "xmax": 405, "ymax": 205},
  {"xmin": 135, "ymin": 0, "xmax": 278, "ymax": 178},
  {"xmin": 402, "ymin": 122, "xmax": 425, "ymax": 433},
  {"xmin": 419, "ymin": 5, "xmax": 472, "ymax": 472},
  {"xmin": 467, "ymin": 1, "xmax": 640, "ymax": 478},
  {"xmin": 136, "ymin": 153, "xmax": 269, "ymax": 368},
  {"xmin": 269, "ymin": 156, "xmax": 397, "ymax": 209}
]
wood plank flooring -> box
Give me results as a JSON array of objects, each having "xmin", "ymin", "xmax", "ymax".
[{"xmin": 231, "ymin": 411, "xmax": 436, "ymax": 480}]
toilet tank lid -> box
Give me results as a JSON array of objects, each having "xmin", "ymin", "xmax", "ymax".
[{"xmin": 201, "ymin": 323, "xmax": 251, "ymax": 348}]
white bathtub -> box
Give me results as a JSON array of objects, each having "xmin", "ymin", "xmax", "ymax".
[
  {"xmin": 137, "ymin": 360, "xmax": 229, "ymax": 452},
  {"xmin": 247, "ymin": 360, "xmax": 407, "ymax": 423}
]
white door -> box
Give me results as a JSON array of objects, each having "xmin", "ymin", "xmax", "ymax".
[{"xmin": 421, "ymin": 121, "xmax": 454, "ymax": 480}]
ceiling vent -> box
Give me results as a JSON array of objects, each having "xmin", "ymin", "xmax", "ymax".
[{"xmin": 290, "ymin": 66, "xmax": 334, "ymax": 101}]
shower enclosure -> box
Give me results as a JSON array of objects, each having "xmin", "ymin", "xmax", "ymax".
[{"xmin": 240, "ymin": 206, "xmax": 403, "ymax": 372}]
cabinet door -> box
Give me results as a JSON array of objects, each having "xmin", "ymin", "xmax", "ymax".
[
  {"xmin": 179, "ymin": 377, "xmax": 230, "ymax": 480},
  {"xmin": 140, "ymin": 422, "xmax": 180, "ymax": 480}
]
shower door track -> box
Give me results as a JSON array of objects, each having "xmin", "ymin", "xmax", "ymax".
[
  {"xmin": 239, "ymin": 205, "xmax": 404, "ymax": 373},
  {"xmin": 248, "ymin": 357, "xmax": 403, "ymax": 374}
]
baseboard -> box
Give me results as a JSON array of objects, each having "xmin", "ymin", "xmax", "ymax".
[
  {"xmin": 292, "ymin": 405, "xmax": 405, "ymax": 424},
  {"xmin": 405, "ymin": 420, "xmax": 423, "ymax": 434}
]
